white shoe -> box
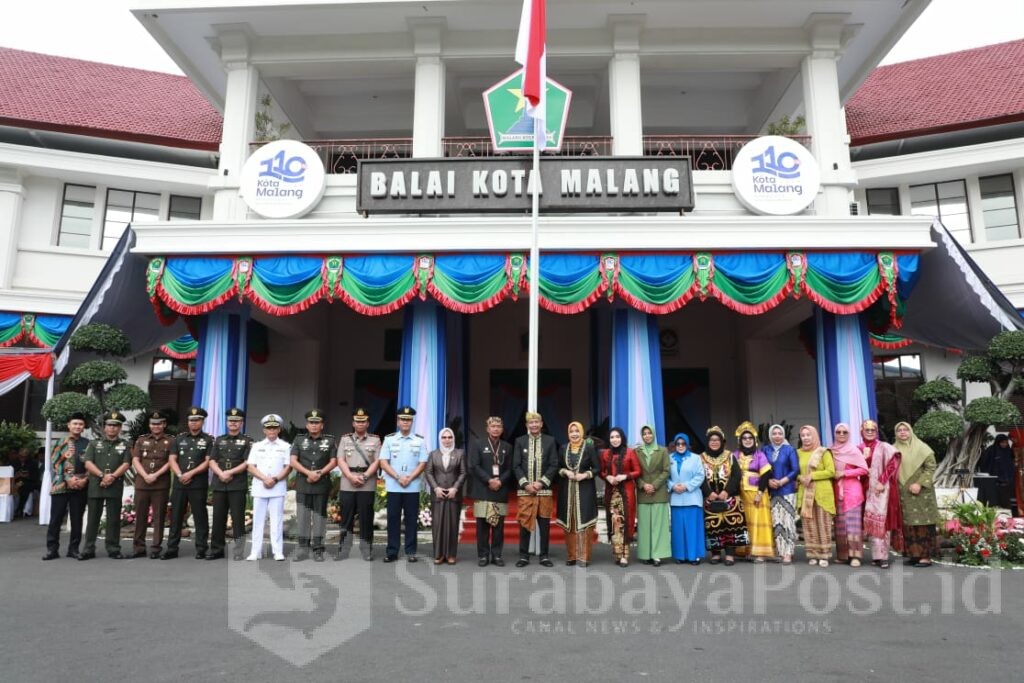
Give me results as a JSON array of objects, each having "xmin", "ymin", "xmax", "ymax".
[
  {"xmin": 274, "ymin": 554, "xmax": 285, "ymax": 561},
  {"xmin": 246, "ymin": 555, "xmax": 259, "ymax": 561}
]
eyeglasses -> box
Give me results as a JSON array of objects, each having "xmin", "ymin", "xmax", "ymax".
[
  {"xmin": 741, "ymin": 435, "xmax": 754, "ymax": 440},
  {"xmin": 835, "ymin": 430, "xmax": 848, "ymax": 434}
]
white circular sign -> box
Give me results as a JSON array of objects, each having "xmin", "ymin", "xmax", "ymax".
[
  {"xmin": 731, "ymin": 135, "xmax": 820, "ymax": 216},
  {"xmin": 239, "ymin": 140, "xmax": 327, "ymax": 219}
]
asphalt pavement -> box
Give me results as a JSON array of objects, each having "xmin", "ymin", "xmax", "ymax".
[{"xmin": 1, "ymin": 520, "xmax": 1019, "ymax": 682}]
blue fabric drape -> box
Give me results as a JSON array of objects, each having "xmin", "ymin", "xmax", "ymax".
[
  {"xmin": 35, "ymin": 315, "xmax": 72, "ymax": 337},
  {"xmin": 165, "ymin": 257, "xmax": 234, "ymax": 287},
  {"xmin": 252, "ymin": 256, "xmax": 322, "ymax": 286},
  {"xmin": 611, "ymin": 309, "xmax": 665, "ymax": 447},
  {"xmin": 397, "ymin": 302, "xmax": 446, "ymax": 452},
  {"xmin": 896, "ymin": 254, "xmax": 921, "ymax": 300},
  {"xmin": 713, "ymin": 253, "xmax": 785, "ymax": 284},
  {"xmin": 815, "ymin": 310, "xmax": 877, "ymax": 438},
  {"xmin": 538, "ymin": 253, "xmax": 599, "ymax": 286},
  {"xmin": 344, "ymin": 255, "xmax": 415, "ymax": 287},
  {"xmin": 805, "ymin": 252, "xmax": 877, "ymax": 284},
  {"xmin": 193, "ymin": 310, "xmax": 249, "ymax": 437},
  {"xmin": 0, "ymin": 312, "xmax": 21, "ymax": 328},
  {"xmin": 618, "ymin": 254, "xmax": 691, "ymax": 286},
  {"xmin": 434, "ymin": 254, "xmax": 506, "ymax": 285}
]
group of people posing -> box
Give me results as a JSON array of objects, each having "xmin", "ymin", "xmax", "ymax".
[{"xmin": 42, "ymin": 405, "xmax": 942, "ymax": 570}]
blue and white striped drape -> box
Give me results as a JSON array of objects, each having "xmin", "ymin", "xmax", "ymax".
[
  {"xmin": 193, "ymin": 310, "xmax": 249, "ymax": 437},
  {"xmin": 815, "ymin": 310, "xmax": 877, "ymax": 439},
  {"xmin": 611, "ymin": 308, "xmax": 666, "ymax": 447},
  {"xmin": 398, "ymin": 303, "xmax": 447, "ymax": 452}
]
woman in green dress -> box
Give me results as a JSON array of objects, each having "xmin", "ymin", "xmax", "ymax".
[
  {"xmin": 894, "ymin": 421, "xmax": 939, "ymax": 567},
  {"xmin": 635, "ymin": 425, "xmax": 671, "ymax": 566}
]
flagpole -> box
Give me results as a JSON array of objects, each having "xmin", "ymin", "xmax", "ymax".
[{"xmin": 527, "ymin": 117, "xmax": 540, "ymax": 413}]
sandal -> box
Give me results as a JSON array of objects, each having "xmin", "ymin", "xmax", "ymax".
[
  {"xmin": 914, "ymin": 560, "xmax": 933, "ymax": 568},
  {"xmin": 849, "ymin": 558, "xmax": 861, "ymax": 568},
  {"xmin": 818, "ymin": 560, "xmax": 829, "ymax": 568},
  {"xmin": 879, "ymin": 561, "xmax": 890, "ymax": 569},
  {"xmin": 724, "ymin": 557, "xmax": 735, "ymax": 567},
  {"xmin": 781, "ymin": 558, "xmax": 792, "ymax": 566},
  {"xmin": 433, "ymin": 558, "xmax": 444, "ymax": 565},
  {"xmin": 753, "ymin": 558, "xmax": 766, "ymax": 564},
  {"xmin": 808, "ymin": 559, "xmax": 818, "ymax": 566},
  {"xmin": 709, "ymin": 556, "xmax": 722, "ymax": 565}
]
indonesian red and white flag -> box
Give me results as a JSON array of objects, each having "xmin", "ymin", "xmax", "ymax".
[{"xmin": 515, "ymin": 0, "xmax": 547, "ymax": 148}]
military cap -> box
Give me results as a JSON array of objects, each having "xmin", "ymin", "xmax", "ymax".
[
  {"xmin": 397, "ymin": 406, "xmax": 416, "ymax": 418},
  {"xmin": 261, "ymin": 414, "xmax": 283, "ymax": 428},
  {"xmin": 305, "ymin": 409, "xmax": 325, "ymax": 423},
  {"xmin": 226, "ymin": 407, "xmax": 245, "ymax": 421},
  {"xmin": 352, "ymin": 408, "xmax": 370, "ymax": 423},
  {"xmin": 148, "ymin": 410, "xmax": 167, "ymax": 423},
  {"xmin": 186, "ymin": 406, "xmax": 208, "ymax": 420},
  {"xmin": 103, "ymin": 411, "xmax": 125, "ymax": 425}
]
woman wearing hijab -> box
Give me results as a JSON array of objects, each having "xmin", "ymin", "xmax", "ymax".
[
  {"xmin": 796, "ymin": 425, "xmax": 836, "ymax": 567},
  {"xmin": 667, "ymin": 433, "xmax": 706, "ymax": 565},
  {"xmin": 762, "ymin": 424, "xmax": 800, "ymax": 565},
  {"xmin": 555, "ymin": 421, "xmax": 600, "ymax": 567},
  {"xmin": 635, "ymin": 425, "xmax": 672, "ymax": 566},
  {"xmin": 979, "ymin": 434, "xmax": 1015, "ymax": 508},
  {"xmin": 860, "ymin": 420, "xmax": 902, "ymax": 569},
  {"xmin": 424, "ymin": 427, "xmax": 467, "ymax": 565},
  {"xmin": 700, "ymin": 426, "xmax": 748, "ymax": 566},
  {"xmin": 734, "ymin": 421, "xmax": 773, "ymax": 562},
  {"xmin": 895, "ymin": 421, "xmax": 939, "ymax": 568},
  {"xmin": 600, "ymin": 427, "xmax": 641, "ymax": 567},
  {"xmin": 830, "ymin": 423, "xmax": 870, "ymax": 567}
]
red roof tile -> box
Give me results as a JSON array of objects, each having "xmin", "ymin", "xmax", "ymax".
[
  {"xmin": 0, "ymin": 47, "xmax": 221, "ymax": 150},
  {"xmin": 847, "ymin": 38, "xmax": 1024, "ymax": 146}
]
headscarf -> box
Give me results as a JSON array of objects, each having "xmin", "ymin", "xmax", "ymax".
[
  {"xmin": 981, "ymin": 435, "xmax": 1015, "ymax": 482},
  {"xmin": 798, "ymin": 425, "xmax": 826, "ymax": 518},
  {"xmin": 567, "ymin": 421, "xmax": 585, "ymax": 450},
  {"xmin": 705, "ymin": 425, "xmax": 726, "ymax": 457},
  {"xmin": 608, "ymin": 426, "xmax": 627, "ymax": 469},
  {"xmin": 438, "ymin": 427, "xmax": 455, "ymax": 456},
  {"xmin": 830, "ymin": 422, "xmax": 868, "ymax": 472},
  {"xmin": 894, "ymin": 421, "xmax": 934, "ymax": 486},
  {"xmin": 636, "ymin": 424, "xmax": 661, "ymax": 457},
  {"xmin": 671, "ymin": 433, "xmax": 691, "ymax": 467},
  {"xmin": 734, "ymin": 420, "xmax": 759, "ymax": 456},
  {"xmin": 859, "ymin": 419, "xmax": 879, "ymax": 449},
  {"xmin": 768, "ymin": 424, "xmax": 786, "ymax": 452}
]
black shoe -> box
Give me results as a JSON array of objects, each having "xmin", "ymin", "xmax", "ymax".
[
  {"xmin": 205, "ymin": 552, "xmax": 225, "ymax": 561},
  {"xmin": 566, "ymin": 560, "xmax": 576, "ymax": 566},
  {"xmin": 294, "ymin": 550, "xmax": 310, "ymax": 562},
  {"xmin": 478, "ymin": 557, "xmax": 489, "ymax": 567},
  {"xmin": 642, "ymin": 559, "xmax": 654, "ymax": 565},
  {"xmin": 149, "ymin": 550, "xmax": 161, "ymax": 559},
  {"xmin": 78, "ymin": 552, "xmax": 95, "ymax": 561},
  {"xmin": 515, "ymin": 558, "xmax": 529, "ymax": 568},
  {"xmin": 313, "ymin": 550, "xmax": 325, "ymax": 562},
  {"xmin": 233, "ymin": 552, "xmax": 245, "ymax": 561},
  {"xmin": 652, "ymin": 559, "xmax": 662, "ymax": 567},
  {"xmin": 690, "ymin": 559, "xmax": 702, "ymax": 566},
  {"xmin": 407, "ymin": 555, "xmax": 418, "ymax": 563},
  {"xmin": 42, "ymin": 551, "xmax": 60, "ymax": 561},
  {"xmin": 382, "ymin": 555, "xmax": 396, "ymax": 563},
  {"xmin": 159, "ymin": 551, "xmax": 178, "ymax": 560},
  {"xmin": 492, "ymin": 557, "xmax": 505, "ymax": 567},
  {"xmin": 108, "ymin": 552, "xmax": 124, "ymax": 560},
  {"xmin": 131, "ymin": 550, "xmax": 147, "ymax": 559},
  {"xmin": 194, "ymin": 551, "xmax": 206, "ymax": 560},
  {"xmin": 66, "ymin": 550, "xmax": 81, "ymax": 560},
  {"xmin": 539, "ymin": 557, "xmax": 554, "ymax": 568}
]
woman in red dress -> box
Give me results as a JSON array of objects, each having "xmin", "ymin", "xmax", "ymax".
[{"xmin": 600, "ymin": 427, "xmax": 641, "ymax": 567}]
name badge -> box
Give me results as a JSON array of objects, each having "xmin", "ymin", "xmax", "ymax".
[{"xmin": 492, "ymin": 465, "xmax": 500, "ymax": 476}]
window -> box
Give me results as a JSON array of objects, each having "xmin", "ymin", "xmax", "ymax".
[
  {"xmin": 103, "ymin": 189, "xmax": 160, "ymax": 250},
  {"xmin": 865, "ymin": 188, "xmax": 900, "ymax": 216},
  {"xmin": 152, "ymin": 357, "xmax": 196, "ymax": 381},
  {"xmin": 910, "ymin": 180, "xmax": 971, "ymax": 243},
  {"xmin": 872, "ymin": 354, "xmax": 921, "ymax": 380},
  {"xmin": 979, "ymin": 174, "xmax": 1020, "ymax": 241},
  {"xmin": 57, "ymin": 184, "xmax": 96, "ymax": 248},
  {"xmin": 168, "ymin": 195, "xmax": 202, "ymax": 221}
]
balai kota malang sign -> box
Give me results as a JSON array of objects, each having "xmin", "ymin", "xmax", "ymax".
[{"xmin": 356, "ymin": 157, "xmax": 694, "ymax": 214}]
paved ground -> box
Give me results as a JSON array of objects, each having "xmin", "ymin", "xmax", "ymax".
[{"xmin": 1, "ymin": 520, "xmax": 1019, "ymax": 682}]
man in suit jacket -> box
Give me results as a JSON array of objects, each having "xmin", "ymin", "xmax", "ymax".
[
  {"xmin": 512, "ymin": 411, "xmax": 559, "ymax": 568},
  {"xmin": 467, "ymin": 417, "xmax": 514, "ymax": 567}
]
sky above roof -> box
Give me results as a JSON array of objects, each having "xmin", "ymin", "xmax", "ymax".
[{"xmin": 0, "ymin": 0, "xmax": 1021, "ymax": 75}]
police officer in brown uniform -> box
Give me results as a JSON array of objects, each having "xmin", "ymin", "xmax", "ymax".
[
  {"xmin": 336, "ymin": 408, "xmax": 381, "ymax": 561},
  {"xmin": 80, "ymin": 411, "xmax": 132, "ymax": 560},
  {"xmin": 131, "ymin": 411, "xmax": 174, "ymax": 558},
  {"xmin": 291, "ymin": 409, "xmax": 338, "ymax": 562},
  {"xmin": 208, "ymin": 407, "xmax": 253, "ymax": 560},
  {"xmin": 162, "ymin": 406, "xmax": 212, "ymax": 560}
]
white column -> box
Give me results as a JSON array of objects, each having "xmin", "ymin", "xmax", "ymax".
[
  {"xmin": 801, "ymin": 14, "xmax": 857, "ymax": 216},
  {"xmin": 0, "ymin": 167, "xmax": 25, "ymax": 289},
  {"xmin": 410, "ymin": 19, "xmax": 446, "ymax": 158},
  {"xmin": 608, "ymin": 15, "xmax": 645, "ymax": 156},
  {"xmin": 1013, "ymin": 169, "xmax": 1024, "ymax": 240},
  {"xmin": 212, "ymin": 29, "xmax": 259, "ymax": 221},
  {"xmin": 965, "ymin": 175, "xmax": 984, "ymax": 244}
]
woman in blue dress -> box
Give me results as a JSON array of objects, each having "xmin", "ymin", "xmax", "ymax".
[{"xmin": 667, "ymin": 433, "xmax": 706, "ymax": 565}]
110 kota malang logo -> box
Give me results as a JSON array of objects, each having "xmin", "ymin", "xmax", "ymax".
[
  {"xmin": 751, "ymin": 145, "xmax": 802, "ymax": 180},
  {"xmin": 258, "ymin": 150, "xmax": 308, "ymax": 183},
  {"xmin": 240, "ymin": 140, "xmax": 327, "ymax": 219}
]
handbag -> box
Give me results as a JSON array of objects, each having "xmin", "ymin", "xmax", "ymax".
[{"xmin": 706, "ymin": 499, "xmax": 730, "ymax": 513}]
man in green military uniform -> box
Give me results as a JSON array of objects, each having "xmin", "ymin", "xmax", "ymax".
[
  {"xmin": 131, "ymin": 410, "xmax": 174, "ymax": 558},
  {"xmin": 208, "ymin": 407, "xmax": 253, "ymax": 561},
  {"xmin": 336, "ymin": 407, "xmax": 381, "ymax": 561},
  {"xmin": 290, "ymin": 409, "xmax": 338, "ymax": 562},
  {"xmin": 162, "ymin": 406, "xmax": 213, "ymax": 560},
  {"xmin": 80, "ymin": 411, "xmax": 132, "ymax": 560}
]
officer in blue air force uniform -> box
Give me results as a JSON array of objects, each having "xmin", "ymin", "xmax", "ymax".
[{"xmin": 379, "ymin": 406, "xmax": 429, "ymax": 562}]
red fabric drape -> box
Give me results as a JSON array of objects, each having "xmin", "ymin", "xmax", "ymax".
[{"xmin": 0, "ymin": 352, "xmax": 53, "ymax": 381}]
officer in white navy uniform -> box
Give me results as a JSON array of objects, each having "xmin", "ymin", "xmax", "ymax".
[
  {"xmin": 379, "ymin": 406, "xmax": 429, "ymax": 562},
  {"xmin": 245, "ymin": 414, "xmax": 292, "ymax": 561}
]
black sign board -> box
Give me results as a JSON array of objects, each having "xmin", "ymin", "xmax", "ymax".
[{"xmin": 356, "ymin": 157, "xmax": 694, "ymax": 214}]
